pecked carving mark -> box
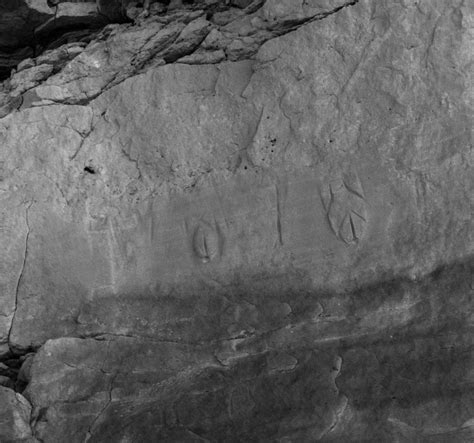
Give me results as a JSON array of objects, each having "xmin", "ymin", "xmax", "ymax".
[
  {"xmin": 275, "ymin": 183, "xmax": 283, "ymax": 246},
  {"xmin": 192, "ymin": 221, "xmax": 221, "ymax": 263},
  {"xmin": 343, "ymin": 172, "xmax": 365, "ymax": 199},
  {"xmin": 322, "ymin": 170, "xmax": 368, "ymax": 244}
]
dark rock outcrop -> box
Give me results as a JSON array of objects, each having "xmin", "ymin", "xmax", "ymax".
[
  {"xmin": 0, "ymin": 0, "xmax": 53, "ymax": 79},
  {"xmin": 0, "ymin": 0, "xmax": 472, "ymax": 441}
]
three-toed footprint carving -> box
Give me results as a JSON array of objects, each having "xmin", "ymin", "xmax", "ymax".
[
  {"xmin": 321, "ymin": 170, "xmax": 368, "ymax": 244},
  {"xmin": 192, "ymin": 221, "xmax": 221, "ymax": 263}
]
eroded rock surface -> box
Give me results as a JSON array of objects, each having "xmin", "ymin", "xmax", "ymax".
[{"xmin": 0, "ymin": 0, "xmax": 473, "ymax": 441}]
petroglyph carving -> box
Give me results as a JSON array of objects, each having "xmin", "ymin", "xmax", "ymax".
[
  {"xmin": 321, "ymin": 170, "xmax": 368, "ymax": 244},
  {"xmin": 192, "ymin": 221, "xmax": 221, "ymax": 263}
]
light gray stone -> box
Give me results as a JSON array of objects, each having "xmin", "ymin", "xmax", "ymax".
[{"xmin": 0, "ymin": 0, "xmax": 472, "ymax": 440}]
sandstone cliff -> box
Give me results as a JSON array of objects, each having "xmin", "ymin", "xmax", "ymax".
[{"xmin": 0, "ymin": 0, "xmax": 473, "ymax": 441}]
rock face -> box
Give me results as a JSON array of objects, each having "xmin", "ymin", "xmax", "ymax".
[
  {"xmin": 0, "ymin": 0, "xmax": 53, "ymax": 79},
  {"xmin": 0, "ymin": 0, "xmax": 473, "ymax": 441}
]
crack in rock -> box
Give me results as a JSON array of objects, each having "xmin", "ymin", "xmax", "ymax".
[{"xmin": 7, "ymin": 202, "xmax": 32, "ymax": 349}]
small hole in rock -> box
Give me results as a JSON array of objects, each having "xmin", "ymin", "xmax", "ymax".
[{"xmin": 84, "ymin": 166, "xmax": 96, "ymax": 174}]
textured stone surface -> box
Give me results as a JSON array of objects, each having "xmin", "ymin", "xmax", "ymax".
[
  {"xmin": 0, "ymin": 0, "xmax": 473, "ymax": 440},
  {"xmin": 0, "ymin": 386, "xmax": 33, "ymax": 441}
]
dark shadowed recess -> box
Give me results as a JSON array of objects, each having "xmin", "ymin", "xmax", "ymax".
[{"xmin": 0, "ymin": 0, "xmax": 219, "ymax": 81}]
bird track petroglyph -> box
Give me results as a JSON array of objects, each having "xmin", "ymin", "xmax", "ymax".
[
  {"xmin": 192, "ymin": 220, "xmax": 221, "ymax": 263},
  {"xmin": 321, "ymin": 170, "xmax": 368, "ymax": 244}
]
